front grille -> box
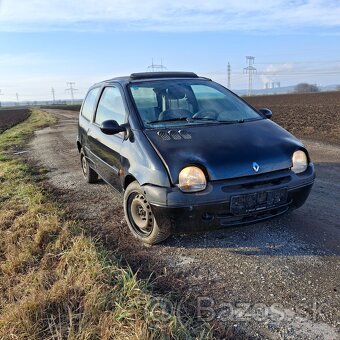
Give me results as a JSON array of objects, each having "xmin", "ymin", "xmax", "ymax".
[{"xmin": 221, "ymin": 170, "xmax": 291, "ymax": 193}]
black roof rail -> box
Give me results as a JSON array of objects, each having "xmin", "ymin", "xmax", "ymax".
[{"xmin": 130, "ymin": 72, "xmax": 199, "ymax": 80}]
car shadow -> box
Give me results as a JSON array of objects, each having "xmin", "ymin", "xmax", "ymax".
[
  {"xmin": 162, "ymin": 215, "xmax": 335, "ymax": 256},
  {"xmin": 163, "ymin": 219, "xmax": 338, "ymax": 257}
]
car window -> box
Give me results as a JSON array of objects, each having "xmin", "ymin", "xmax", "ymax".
[
  {"xmin": 81, "ymin": 87, "xmax": 100, "ymax": 121},
  {"xmin": 129, "ymin": 80, "xmax": 262, "ymax": 128},
  {"xmin": 191, "ymin": 84, "xmax": 257, "ymax": 121},
  {"xmin": 130, "ymin": 86, "xmax": 157, "ymax": 108},
  {"xmin": 130, "ymin": 86, "xmax": 160, "ymax": 122},
  {"xmin": 95, "ymin": 87, "xmax": 126, "ymax": 126}
]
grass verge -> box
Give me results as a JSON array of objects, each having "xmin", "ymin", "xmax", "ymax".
[{"xmin": 0, "ymin": 110, "xmax": 212, "ymax": 339}]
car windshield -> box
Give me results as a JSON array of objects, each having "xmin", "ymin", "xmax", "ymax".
[{"xmin": 129, "ymin": 79, "xmax": 262, "ymax": 128}]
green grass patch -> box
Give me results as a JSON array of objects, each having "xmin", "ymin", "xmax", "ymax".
[{"xmin": 0, "ymin": 110, "xmax": 212, "ymax": 339}]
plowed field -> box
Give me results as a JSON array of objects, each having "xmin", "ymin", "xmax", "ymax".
[
  {"xmin": 0, "ymin": 108, "xmax": 31, "ymax": 133},
  {"xmin": 246, "ymin": 91, "xmax": 340, "ymax": 145}
]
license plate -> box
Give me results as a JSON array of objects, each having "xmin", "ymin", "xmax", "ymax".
[{"xmin": 230, "ymin": 188, "xmax": 288, "ymax": 215}]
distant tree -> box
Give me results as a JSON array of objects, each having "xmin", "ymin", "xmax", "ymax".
[{"xmin": 294, "ymin": 83, "xmax": 320, "ymax": 93}]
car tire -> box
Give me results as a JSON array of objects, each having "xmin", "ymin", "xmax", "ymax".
[
  {"xmin": 124, "ymin": 181, "xmax": 171, "ymax": 245},
  {"xmin": 80, "ymin": 149, "xmax": 98, "ymax": 183}
]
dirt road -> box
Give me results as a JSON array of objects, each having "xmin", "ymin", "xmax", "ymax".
[{"xmin": 29, "ymin": 110, "xmax": 339, "ymax": 339}]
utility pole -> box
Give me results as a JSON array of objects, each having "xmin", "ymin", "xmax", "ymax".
[
  {"xmin": 147, "ymin": 58, "xmax": 167, "ymax": 72},
  {"xmin": 65, "ymin": 82, "xmax": 78, "ymax": 104},
  {"xmin": 0, "ymin": 89, "xmax": 3, "ymax": 107},
  {"xmin": 243, "ymin": 56, "xmax": 257, "ymax": 96},
  {"xmin": 16, "ymin": 93, "xmax": 19, "ymax": 105},
  {"xmin": 51, "ymin": 87, "xmax": 56, "ymax": 104},
  {"xmin": 227, "ymin": 62, "xmax": 231, "ymax": 89}
]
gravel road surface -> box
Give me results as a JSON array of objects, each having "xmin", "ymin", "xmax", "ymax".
[{"xmin": 29, "ymin": 110, "xmax": 339, "ymax": 339}]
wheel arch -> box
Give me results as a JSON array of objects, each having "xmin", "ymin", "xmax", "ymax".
[
  {"xmin": 77, "ymin": 140, "xmax": 82, "ymax": 153},
  {"xmin": 124, "ymin": 174, "xmax": 137, "ymax": 190}
]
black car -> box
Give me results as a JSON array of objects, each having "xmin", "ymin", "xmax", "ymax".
[{"xmin": 77, "ymin": 72, "xmax": 315, "ymax": 244}]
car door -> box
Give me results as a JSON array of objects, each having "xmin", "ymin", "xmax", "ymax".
[
  {"xmin": 87, "ymin": 86, "xmax": 127, "ymax": 191},
  {"xmin": 79, "ymin": 86, "xmax": 101, "ymax": 167}
]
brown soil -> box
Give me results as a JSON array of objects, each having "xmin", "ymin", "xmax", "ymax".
[
  {"xmin": 245, "ymin": 91, "xmax": 340, "ymax": 145},
  {"xmin": 0, "ymin": 108, "xmax": 31, "ymax": 133},
  {"xmin": 40, "ymin": 104, "xmax": 81, "ymax": 111}
]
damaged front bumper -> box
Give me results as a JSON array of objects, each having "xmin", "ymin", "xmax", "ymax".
[{"xmin": 143, "ymin": 165, "xmax": 315, "ymax": 233}]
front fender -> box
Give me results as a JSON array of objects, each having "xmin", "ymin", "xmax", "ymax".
[{"xmin": 120, "ymin": 130, "xmax": 171, "ymax": 188}]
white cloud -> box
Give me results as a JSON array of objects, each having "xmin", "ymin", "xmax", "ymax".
[
  {"xmin": 0, "ymin": 53, "xmax": 43, "ymax": 67},
  {"xmin": 260, "ymin": 63, "xmax": 294, "ymax": 87},
  {"xmin": 0, "ymin": 0, "xmax": 340, "ymax": 32}
]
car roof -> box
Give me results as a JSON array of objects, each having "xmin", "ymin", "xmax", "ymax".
[{"xmin": 92, "ymin": 72, "xmax": 210, "ymax": 87}]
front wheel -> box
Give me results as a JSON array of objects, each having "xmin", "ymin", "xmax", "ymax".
[
  {"xmin": 124, "ymin": 181, "xmax": 171, "ymax": 245},
  {"xmin": 80, "ymin": 149, "xmax": 98, "ymax": 183}
]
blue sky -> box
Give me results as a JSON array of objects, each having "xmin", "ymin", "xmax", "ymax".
[{"xmin": 1, "ymin": 0, "xmax": 340, "ymax": 101}]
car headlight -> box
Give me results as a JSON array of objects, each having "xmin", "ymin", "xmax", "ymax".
[
  {"xmin": 291, "ymin": 150, "xmax": 308, "ymax": 174},
  {"xmin": 178, "ymin": 166, "xmax": 207, "ymax": 192}
]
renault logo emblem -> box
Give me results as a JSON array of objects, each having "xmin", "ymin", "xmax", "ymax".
[{"xmin": 253, "ymin": 162, "xmax": 260, "ymax": 172}]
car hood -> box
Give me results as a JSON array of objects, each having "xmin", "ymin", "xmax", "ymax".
[{"xmin": 144, "ymin": 119, "xmax": 304, "ymax": 184}]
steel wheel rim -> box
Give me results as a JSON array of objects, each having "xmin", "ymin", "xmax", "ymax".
[{"xmin": 127, "ymin": 192, "xmax": 154, "ymax": 237}]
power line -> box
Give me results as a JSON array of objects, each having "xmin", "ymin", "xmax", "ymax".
[
  {"xmin": 255, "ymin": 59, "xmax": 340, "ymax": 65},
  {"xmin": 202, "ymin": 70, "xmax": 340, "ymax": 76},
  {"xmin": 227, "ymin": 62, "xmax": 231, "ymax": 89},
  {"xmin": 65, "ymin": 82, "xmax": 78, "ymax": 104},
  {"xmin": 257, "ymin": 71, "xmax": 340, "ymax": 76},
  {"xmin": 51, "ymin": 87, "xmax": 56, "ymax": 103},
  {"xmin": 0, "ymin": 89, "xmax": 3, "ymax": 107},
  {"xmin": 243, "ymin": 56, "xmax": 257, "ymax": 96}
]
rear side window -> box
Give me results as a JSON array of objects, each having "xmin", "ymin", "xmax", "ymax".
[
  {"xmin": 95, "ymin": 87, "xmax": 126, "ymax": 125},
  {"xmin": 81, "ymin": 87, "xmax": 100, "ymax": 121}
]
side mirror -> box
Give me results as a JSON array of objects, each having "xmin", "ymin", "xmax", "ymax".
[
  {"xmin": 259, "ymin": 108, "xmax": 272, "ymax": 119},
  {"xmin": 100, "ymin": 120, "xmax": 126, "ymax": 135}
]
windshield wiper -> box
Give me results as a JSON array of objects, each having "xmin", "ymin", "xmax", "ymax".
[
  {"xmin": 218, "ymin": 119, "xmax": 245, "ymax": 123},
  {"xmin": 190, "ymin": 117, "xmax": 219, "ymax": 121},
  {"xmin": 192, "ymin": 117, "xmax": 246, "ymax": 123},
  {"xmin": 146, "ymin": 117, "xmax": 191, "ymax": 124},
  {"xmin": 147, "ymin": 117, "xmax": 247, "ymax": 125}
]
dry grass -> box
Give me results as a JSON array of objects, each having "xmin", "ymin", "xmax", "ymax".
[{"xmin": 0, "ymin": 110, "xmax": 212, "ymax": 339}]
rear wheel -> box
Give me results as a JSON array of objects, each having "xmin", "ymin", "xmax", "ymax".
[
  {"xmin": 124, "ymin": 181, "xmax": 171, "ymax": 244},
  {"xmin": 80, "ymin": 149, "xmax": 98, "ymax": 183}
]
